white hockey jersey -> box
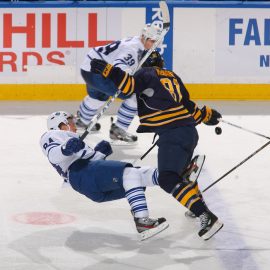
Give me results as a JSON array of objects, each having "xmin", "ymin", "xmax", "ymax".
[
  {"xmin": 81, "ymin": 36, "xmax": 145, "ymax": 74},
  {"xmin": 40, "ymin": 130, "xmax": 105, "ymax": 181}
]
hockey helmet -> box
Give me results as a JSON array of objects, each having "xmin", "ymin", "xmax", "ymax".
[
  {"xmin": 141, "ymin": 24, "xmax": 162, "ymax": 41},
  {"xmin": 142, "ymin": 50, "xmax": 164, "ymax": 69},
  {"xmin": 47, "ymin": 111, "xmax": 72, "ymax": 130}
]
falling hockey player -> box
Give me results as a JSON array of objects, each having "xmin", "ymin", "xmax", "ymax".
[
  {"xmin": 40, "ymin": 111, "xmax": 169, "ymax": 241},
  {"xmin": 89, "ymin": 51, "xmax": 224, "ymax": 240}
]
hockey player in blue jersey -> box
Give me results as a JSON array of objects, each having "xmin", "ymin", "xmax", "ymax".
[
  {"xmin": 89, "ymin": 51, "xmax": 224, "ymax": 240},
  {"xmin": 40, "ymin": 111, "xmax": 169, "ymax": 241}
]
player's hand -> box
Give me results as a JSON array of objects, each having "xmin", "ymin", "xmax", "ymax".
[
  {"xmin": 91, "ymin": 59, "xmax": 113, "ymax": 78},
  {"xmin": 94, "ymin": 140, "xmax": 113, "ymax": 158},
  {"xmin": 61, "ymin": 137, "xmax": 85, "ymax": 156},
  {"xmin": 201, "ymin": 106, "xmax": 222, "ymax": 126}
]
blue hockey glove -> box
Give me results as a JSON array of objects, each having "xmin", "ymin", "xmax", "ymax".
[
  {"xmin": 61, "ymin": 137, "xmax": 85, "ymax": 156},
  {"xmin": 94, "ymin": 140, "xmax": 113, "ymax": 157}
]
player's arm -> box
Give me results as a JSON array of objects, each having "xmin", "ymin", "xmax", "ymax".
[
  {"xmin": 174, "ymin": 74, "xmax": 222, "ymax": 125},
  {"xmin": 40, "ymin": 133, "xmax": 85, "ymax": 163},
  {"xmin": 90, "ymin": 59, "xmax": 135, "ymax": 97}
]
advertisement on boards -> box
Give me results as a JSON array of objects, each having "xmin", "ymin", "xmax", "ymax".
[
  {"xmin": 0, "ymin": 7, "xmax": 146, "ymax": 83},
  {"xmin": 0, "ymin": 4, "xmax": 171, "ymax": 84},
  {"xmin": 216, "ymin": 9, "xmax": 270, "ymax": 77}
]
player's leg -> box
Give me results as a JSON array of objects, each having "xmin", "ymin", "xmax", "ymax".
[
  {"xmin": 182, "ymin": 155, "xmax": 208, "ymax": 218},
  {"xmin": 157, "ymin": 126, "xmax": 223, "ymax": 240},
  {"xmin": 122, "ymin": 167, "xmax": 169, "ymax": 240},
  {"xmin": 77, "ymin": 69, "xmax": 118, "ymax": 130},
  {"xmin": 110, "ymin": 94, "xmax": 138, "ymax": 144},
  {"xmin": 76, "ymin": 93, "xmax": 105, "ymax": 130},
  {"xmin": 68, "ymin": 159, "xmax": 126, "ymax": 202},
  {"xmin": 137, "ymin": 158, "xmax": 210, "ymax": 221},
  {"xmin": 136, "ymin": 166, "xmax": 159, "ymax": 187},
  {"xmin": 69, "ymin": 159, "xmax": 168, "ymax": 240}
]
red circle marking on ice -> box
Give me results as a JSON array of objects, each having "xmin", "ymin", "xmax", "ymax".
[{"xmin": 12, "ymin": 212, "xmax": 76, "ymax": 225}]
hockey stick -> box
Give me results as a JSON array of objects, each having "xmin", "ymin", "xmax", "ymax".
[
  {"xmin": 202, "ymin": 140, "xmax": 270, "ymax": 193},
  {"xmin": 80, "ymin": 1, "xmax": 170, "ymax": 141},
  {"xmin": 220, "ymin": 119, "xmax": 270, "ymax": 140},
  {"xmin": 132, "ymin": 140, "xmax": 158, "ymax": 165}
]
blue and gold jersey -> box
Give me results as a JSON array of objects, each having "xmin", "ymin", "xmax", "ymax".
[
  {"xmin": 108, "ymin": 65, "xmax": 205, "ymax": 133},
  {"xmin": 133, "ymin": 67, "xmax": 203, "ymax": 132}
]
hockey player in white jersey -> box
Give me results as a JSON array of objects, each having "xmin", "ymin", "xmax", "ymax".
[
  {"xmin": 77, "ymin": 24, "xmax": 162, "ymax": 144},
  {"xmin": 40, "ymin": 111, "xmax": 168, "ymax": 240}
]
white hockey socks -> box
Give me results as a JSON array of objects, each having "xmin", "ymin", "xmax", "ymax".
[
  {"xmin": 123, "ymin": 167, "xmax": 149, "ymax": 218},
  {"xmin": 79, "ymin": 95, "xmax": 105, "ymax": 125},
  {"xmin": 115, "ymin": 94, "xmax": 137, "ymax": 130}
]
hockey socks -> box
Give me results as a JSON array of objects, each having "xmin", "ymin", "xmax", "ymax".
[
  {"xmin": 115, "ymin": 96, "xmax": 137, "ymax": 130},
  {"xmin": 78, "ymin": 95, "xmax": 105, "ymax": 125},
  {"xmin": 172, "ymin": 182, "xmax": 206, "ymax": 217}
]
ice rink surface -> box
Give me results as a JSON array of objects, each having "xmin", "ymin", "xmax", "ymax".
[{"xmin": 1, "ymin": 101, "xmax": 270, "ymax": 270}]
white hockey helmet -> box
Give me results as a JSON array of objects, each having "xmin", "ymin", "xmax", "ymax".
[
  {"xmin": 141, "ymin": 23, "xmax": 162, "ymax": 41},
  {"xmin": 47, "ymin": 111, "xmax": 72, "ymax": 130}
]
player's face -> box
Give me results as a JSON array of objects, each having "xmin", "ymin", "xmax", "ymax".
[
  {"xmin": 60, "ymin": 117, "xmax": 77, "ymax": 132},
  {"xmin": 144, "ymin": 39, "xmax": 156, "ymax": 50},
  {"xmin": 67, "ymin": 117, "xmax": 77, "ymax": 132}
]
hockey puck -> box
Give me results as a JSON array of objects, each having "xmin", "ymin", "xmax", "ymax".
[{"xmin": 215, "ymin": 127, "xmax": 222, "ymax": 135}]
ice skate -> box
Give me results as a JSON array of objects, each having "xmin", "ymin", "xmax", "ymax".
[
  {"xmin": 110, "ymin": 122, "xmax": 138, "ymax": 146},
  {"xmin": 75, "ymin": 112, "xmax": 101, "ymax": 132},
  {"xmin": 198, "ymin": 211, "xmax": 223, "ymax": 240},
  {"xmin": 134, "ymin": 216, "xmax": 169, "ymax": 241},
  {"xmin": 185, "ymin": 210, "xmax": 197, "ymax": 219},
  {"xmin": 183, "ymin": 155, "xmax": 205, "ymax": 183}
]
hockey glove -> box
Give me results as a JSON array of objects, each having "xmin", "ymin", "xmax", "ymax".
[
  {"xmin": 91, "ymin": 59, "xmax": 113, "ymax": 78},
  {"xmin": 61, "ymin": 137, "xmax": 85, "ymax": 156},
  {"xmin": 201, "ymin": 106, "xmax": 222, "ymax": 126},
  {"xmin": 94, "ymin": 140, "xmax": 113, "ymax": 158}
]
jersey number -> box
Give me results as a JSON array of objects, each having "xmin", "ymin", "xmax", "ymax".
[
  {"xmin": 98, "ymin": 41, "xmax": 121, "ymax": 55},
  {"xmin": 124, "ymin": 54, "xmax": 135, "ymax": 66},
  {"xmin": 160, "ymin": 78, "xmax": 182, "ymax": 103}
]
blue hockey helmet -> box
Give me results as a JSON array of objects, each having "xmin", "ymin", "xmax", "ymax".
[{"xmin": 141, "ymin": 50, "xmax": 164, "ymax": 69}]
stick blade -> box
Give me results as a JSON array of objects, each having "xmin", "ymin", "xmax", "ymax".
[{"xmin": 159, "ymin": 1, "xmax": 170, "ymax": 29}]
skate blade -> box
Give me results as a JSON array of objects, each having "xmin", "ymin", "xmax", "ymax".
[
  {"xmin": 110, "ymin": 139, "xmax": 138, "ymax": 147},
  {"xmin": 140, "ymin": 222, "xmax": 169, "ymax": 241},
  {"xmin": 189, "ymin": 155, "xmax": 205, "ymax": 182},
  {"xmin": 201, "ymin": 220, "xmax": 224, "ymax": 241},
  {"xmin": 76, "ymin": 128, "xmax": 100, "ymax": 134},
  {"xmin": 184, "ymin": 210, "xmax": 197, "ymax": 219}
]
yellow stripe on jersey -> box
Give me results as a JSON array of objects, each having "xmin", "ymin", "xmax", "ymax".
[
  {"xmin": 118, "ymin": 75, "xmax": 135, "ymax": 96},
  {"xmin": 193, "ymin": 109, "xmax": 201, "ymax": 121},
  {"xmin": 140, "ymin": 105, "xmax": 184, "ymax": 120},
  {"xmin": 118, "ymin": 73, "xmax": 128, "ymax": 90},
  {"xmin": 130, "ymin": 76, "xmax": 135, "ymax": 95},
  {"xmin": 122, "ymin": 76, "xmax": 132, "ymax": 94},
  {"xmin": 122, "ymin": 77, "xmax": 135, "ymax": 95},
  {"xmin": 147, "ymin": 109, "xmax": 189, "ymax": 122},
  {"xmin": 139, "ymin": 114, "xmax": 191, "ymax": 126}
]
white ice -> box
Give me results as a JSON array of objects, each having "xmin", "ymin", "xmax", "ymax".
[{"xmin": 1, "ymin": 112, "xmax": 270, "ymax": 270}]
